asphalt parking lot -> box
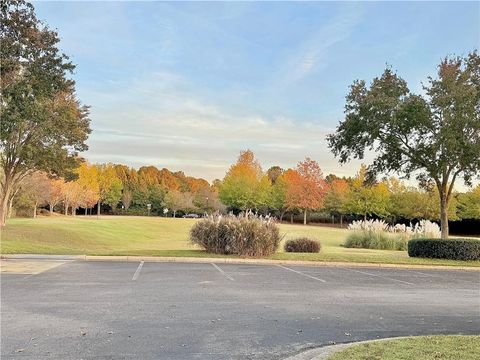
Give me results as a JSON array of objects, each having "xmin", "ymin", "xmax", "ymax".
[{"xmin": 1, "ymin": 260, "xmax": 479, "ymax": 359}]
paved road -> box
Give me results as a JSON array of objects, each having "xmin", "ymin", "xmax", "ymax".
[{"xmin": 1, "ymin": 260, "xmax": 479, "ymax": 359}]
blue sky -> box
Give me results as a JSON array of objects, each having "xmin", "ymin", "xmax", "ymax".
[{"xmin": 35, "ymin": 1, "xmax": 479, "ymax": 181}]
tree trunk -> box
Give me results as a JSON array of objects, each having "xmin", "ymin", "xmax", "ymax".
[
  {"xmin": 0, "ymin": 177, "xmax": 13, "ymax": 227},
  {"xmin": 303, "ymin": 209, "xmax": 307, "ymax": 225},
  {"xmin": 97, "ymin": 201, "xmax": 100, "ymax": 216},
  {"xmin": 8, "ymin": 195, "xmax": 15, "ymax": 219},
  {"xmin": 33, "ymin": 204, "xmax": 37, "ymax": 218},
  {"xmin": 279, "ymin": 210, "xmax": 285, "ymax": 222},
  {"xmin": 49, "ymin": 204, "xmax": 53, "ymax": 214},
  {"xmin": 290, "ymin": 213, "xmax": 293, "ymax": 224},
  {"xmin": 439, "ymin": 190, "xmax": 449, "ymax": 239},
  {"xmin": 173, "ymin": 210, "xmax": 177, "ymax": 218},
  {"xmin": 64, "ymin": 203, "xmax": 68, "ymax": 216},
  {"xmin": 340, "ymin": 214, "xmax": 343, "ymax": 228},
  {"xmin": 85, "ymin": 207, "xmax": 88, "ymax": 215},
  {"xmin": 364, "ymin": 213, "xmax": 367, "ymax": 221},
  {"xmin": 73, "ymin": 207, "xmax": 77, "ymax": 217}
]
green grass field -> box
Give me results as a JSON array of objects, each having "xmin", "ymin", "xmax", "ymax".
[
  {"xmin": 1, "ymin": 216, "xmax": 478, "ymax": 267},
  {"xmin": 327, "ymin": 335, "xmax": 480, "ymax": 360}
]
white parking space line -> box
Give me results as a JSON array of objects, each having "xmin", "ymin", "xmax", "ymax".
[
  {"xmin": 408, "ymin": 270, "xmax": 439, "ymax": 278},
  {"xmin": 276, "ymin": 265, "xmax": 327, "ymax": 283},
  {"xmin": 211, "ymin": 263, "xmax": 234, "ymax": 281},
  {"xmin": 344, "ymin": 268, "xmax": 413, "ymax": 285},
  {"xmin": 132, "ymin": 261, "xmax": 144, "ymax": 281}
]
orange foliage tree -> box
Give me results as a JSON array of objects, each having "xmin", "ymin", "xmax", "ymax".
[
  {"xmin": 285, "ymin": 158, "xmax": 327, "ymax": 225},
  {"xmin": 45, "ymin": 178, "xmax": 65, "ymax": 214}
]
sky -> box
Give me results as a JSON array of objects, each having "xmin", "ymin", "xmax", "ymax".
[{"xmin": 34, "ymin": 1, "xmax": 479, "ymax": 182}]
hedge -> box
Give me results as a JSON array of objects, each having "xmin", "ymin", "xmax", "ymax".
[{"xmin": 408, "ymin": 238, "xmax": 480, "ymax": 261}]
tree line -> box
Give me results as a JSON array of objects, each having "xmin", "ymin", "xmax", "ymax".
[
  {"xmin": 11, "ymin": 162, "xmax": 224, "ymax": 218},
  {"xmin": 10, "ymin": 150, "xmax": 480, "ymax": 225},
  {"xmin": 218, "ymin": 150, "xmax": 479, "ymax": 225}
]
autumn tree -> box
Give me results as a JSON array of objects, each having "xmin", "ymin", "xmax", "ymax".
[
  {"xmin": 45, "ymin": 178, "xmax": 64, "ymax": 214},
  {"xmin": 62, "ymin": 181, "xmax": 81, "ymax": 216},
  {"xmin": 219, "ymin": 150, "xmax": 263, "ymax": 211},
  {"xmin": 285, "ymin": 158, "xmax": 327, "ymax": 225},
  {"xmin": 0, "ymin": 0, "xmax": 90, "ymax": 226},
  {"xmin": 159, "ymin": 168, "xmax": 180, "ymax": 191},
  {"xmin": 96, "ymin": 164, "xmax": 123, "ymax": 214},
  {"xmin": 328, "ymin": 52, "xmax": 480, "ymax": 238},
  {"xmin": 76, "ymin": 162, "xmax": 99, "ymax": 214}
]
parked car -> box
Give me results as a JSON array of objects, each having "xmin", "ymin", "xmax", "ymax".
[{"xmin": 183, "ymin": 213, "xmax": 199, "ymax": 218}]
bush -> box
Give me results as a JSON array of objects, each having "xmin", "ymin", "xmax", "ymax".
[
  {"xmin": 408, "ymin": 238, "xmax": 480, "ymax": 261},
  {"xmin": 284, "ymin": 238, "xmax": 321, "ymax": 253},
  {"xmin": 344, "ymin": 231, "xmax": 407, "ymax": 251},
  {"xmin": 190, "ymin": 214, "xmax": 281, "ymax": 257}
]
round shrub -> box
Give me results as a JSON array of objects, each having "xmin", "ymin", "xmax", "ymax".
[
  {"xmin": 190, "ymin": 214, "xmax": 281, "ymax": 257},
  {"xmin": 284, "ymin": 238, "xmax": 321, "ymax": 253},
  {"xmin": 408, "ymin": 238, "xmax": 480, "ymax": 261}
]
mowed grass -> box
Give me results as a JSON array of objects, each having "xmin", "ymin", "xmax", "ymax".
[
  {"xmin": 1, "ymin": 216, "xmax": 478, "ymax": 267},
  {"xmin": 327, "ymin": 335, "xmax": 480, "ymax": 360}
]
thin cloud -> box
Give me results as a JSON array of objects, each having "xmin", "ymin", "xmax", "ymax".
[
  {"xmin": 82, "ymin": 70, "xmax": 359, "ymax": 180},
  {"xmin": 281, "ymin": 5, "xmax": 364, "ymax": 85}
]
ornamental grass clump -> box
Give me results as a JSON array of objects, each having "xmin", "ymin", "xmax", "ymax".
[
  {"xmin": 344, "ymin": 219, "xmax": 441, "ymax": 251},
  {"xmin": 190, "ymin": 213, "xmax": 281, "ymax": 257}
]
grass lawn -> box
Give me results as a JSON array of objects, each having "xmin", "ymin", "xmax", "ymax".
[
  {"xmin": 327, "ymin": 335, "xmax": 480, "ymax": 360},
  {"xmin": 1, "ymin": 216, "xmax": 478, "ymax": 267}
]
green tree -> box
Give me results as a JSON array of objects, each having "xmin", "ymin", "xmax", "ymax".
[
  {"xmin": 328, "ymin": 52, "xmax": 480, "ymax": 238},
  {"xmin": 269, "ymin": 173, "xmax": 288, "ymax": 220},
  {"xmin": 147, "ymin": 184, "xmax": 166, "ymax": 214},
  {"xmin": 114, "ymin": 165, "xmax": 138, "ymax": 210},
  {"xmin": 267, "ymin": 166, "xmax": 284, "ymax": 184},
  {"xmin": 0, "ymin": 0, "xmax": 91, "ymax": 226},
  {"xmin": 389, "ymin": 184, "xmax": 457, "ymax": 222},
  {"xmin": 456, "ymin": 185, "xmax": 480, "ymax": 220},
  {"xmin": 344, "ymin": 165, "xmax": 390, "ymax": 220},
  {"xmin": 323, "ymin": 177, "xmax": 350, "ymax": 225}
]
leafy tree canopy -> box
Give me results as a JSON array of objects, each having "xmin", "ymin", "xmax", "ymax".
[
  {"xmin": 328, "ymin": 51, "xmax": 480, "ymax": 238},
  {"xmin": 0, "ymin": 0, "xmax": 91, "ymax": 225}
]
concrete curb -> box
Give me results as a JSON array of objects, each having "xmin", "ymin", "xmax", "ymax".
[
  {"xmin": 284, "ymin": 336, "xmax": 411, "ymax": 360},
  {"xmin": 1, "ymin": 254, "xmax": 479, "ymax": 271}
]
